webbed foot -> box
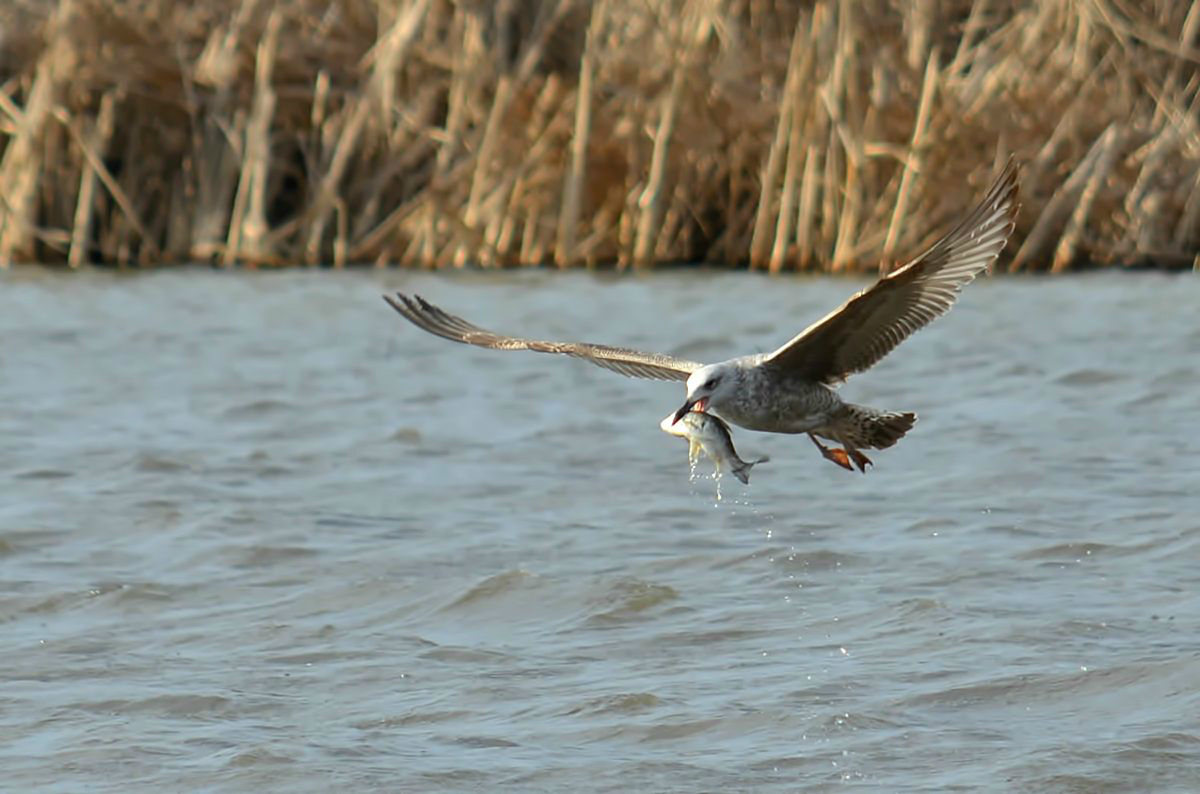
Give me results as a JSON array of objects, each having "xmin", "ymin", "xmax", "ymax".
[
  {"xmin": 808, "ymin": 434, "xmax": 854, "ymax": 472},
  {"xmin": 847, "ymin": 448, "xmax": 873, "ymax": 473}
]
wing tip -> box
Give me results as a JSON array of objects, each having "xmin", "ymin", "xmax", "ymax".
[
  {"xmin": 991, "ymin": 156, "xmax": 1021, "ymax": 218},
  {"xmin": 383, "ymin": 291, "xmax": 431, "ymax": 313},
  {"xmin": 383, "ymin": 291, "xmax": 435, "ymax": 332}
]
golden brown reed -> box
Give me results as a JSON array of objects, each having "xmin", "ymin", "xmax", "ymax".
[{"xmin": 0, "ymin": 0, "xmax": 1198, "ymax": 271}]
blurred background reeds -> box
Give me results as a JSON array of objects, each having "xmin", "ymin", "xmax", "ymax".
[{"xmin": 0, "ymin": 0, "xmax": 1198, "ymax": 271}]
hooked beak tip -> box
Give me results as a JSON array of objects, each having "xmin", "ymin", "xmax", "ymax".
[{"xmin": 671, "ymin": 402, "xmax": 694, "ymax": 425}]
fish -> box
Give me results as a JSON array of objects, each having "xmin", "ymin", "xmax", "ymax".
[
  {"xmin": 659, "ymin": 410, "xmax": 769, "ymax": 484},
  {"xmin": 383, "ymin": 160, "xmax": 1018, "ymax": 476}
]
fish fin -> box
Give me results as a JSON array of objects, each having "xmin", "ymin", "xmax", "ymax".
[{"xmin": 731, "ymin": 456, "xmax": 767, "ymax": 485}]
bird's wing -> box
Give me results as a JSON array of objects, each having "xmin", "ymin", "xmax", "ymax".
[
  {"xmin": 383, "ymin": 293, "xmax": 702, "ymax": 381},
  {"xmin": 760, "ymin": 158, "xmax": 1019, "ymax": 383}
]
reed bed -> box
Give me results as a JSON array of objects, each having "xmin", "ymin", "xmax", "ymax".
[{"xmin": 1, "ymin": 0, "xmax": 1198, "ymax": 271}]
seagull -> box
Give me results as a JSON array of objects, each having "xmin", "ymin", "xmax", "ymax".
[{"xmin": 384, "ymin": 160, "xmax": 1019, "ymax": 472}]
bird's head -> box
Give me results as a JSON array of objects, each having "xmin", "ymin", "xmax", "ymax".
[{"xmin": 672, "ymin": 364, "xmax": 735, "ymax": 424}]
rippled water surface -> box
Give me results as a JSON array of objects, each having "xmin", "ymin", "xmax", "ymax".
[{"xmin": 3, "ymin": 268, "xmax": 1200, "ymax": 792}]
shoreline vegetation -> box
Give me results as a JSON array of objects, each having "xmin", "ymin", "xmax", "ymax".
[{"xmin": 0, "ymin": 1, "xmax": 1198, "ymax": 272}]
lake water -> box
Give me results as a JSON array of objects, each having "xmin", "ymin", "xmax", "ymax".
[{"xmin": 2, "ymin": 267, "xmax": 1199, "ymax": 792}]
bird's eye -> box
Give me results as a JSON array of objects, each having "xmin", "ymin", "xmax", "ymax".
[{"xmin": 704, "ymin": 378, "xmax": 718, "ymax": 390}]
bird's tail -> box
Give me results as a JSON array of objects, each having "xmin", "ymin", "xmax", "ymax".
[{"xmin": 832, "ymin": 404, "xmax": 917, "ymax": 450}]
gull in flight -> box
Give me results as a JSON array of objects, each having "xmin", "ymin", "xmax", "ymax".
[{"xmin": 384, "ymin": 161, "xmax": 1019, "ymax": 472}]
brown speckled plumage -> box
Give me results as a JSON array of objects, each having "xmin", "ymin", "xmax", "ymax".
[{"xmin": 384, "ymin": 161, "xmax": 1020, "ymax": 474}]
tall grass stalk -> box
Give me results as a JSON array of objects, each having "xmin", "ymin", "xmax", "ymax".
[{"xmin": 0, "ymin": 0, "xmax": 1198, "ymax": 270}]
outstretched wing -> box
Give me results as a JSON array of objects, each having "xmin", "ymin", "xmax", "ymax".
[
  {"xmin": 383, "ymin": 293, "xmax": 702, "ymax": 381},
  {"xmin": 761, "ymin": 158, "xmax": 1019, "ymax": 383}
]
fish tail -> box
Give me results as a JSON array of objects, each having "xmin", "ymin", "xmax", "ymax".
[{"xmin": 731, "ymin": 455, "xmax": 769, "ymax": 485}]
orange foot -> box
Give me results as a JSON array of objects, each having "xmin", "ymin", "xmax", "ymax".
[
  {"xmin": 808, "ymin": 434, "xmax": 854, "ymax": 471},
  {"xmin": 847, "ymin": 449, "xmax": 873, "ymax": 473}
]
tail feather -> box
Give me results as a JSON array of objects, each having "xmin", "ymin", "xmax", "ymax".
[{"xmin": 834, "ymin": 405, "xmax": 917, "ymax": 450}]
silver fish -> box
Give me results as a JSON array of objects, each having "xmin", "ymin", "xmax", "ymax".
[{"xmin": 660, "ymin": 410, "xmax": 769, "ymax": 484}]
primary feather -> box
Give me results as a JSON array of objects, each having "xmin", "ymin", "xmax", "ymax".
[
  {"xmin": 760, "ymin": 159, "xmax": 1019, "ymax": 383},
  {"xmin": 382, "ymin": 293, "xmax": 701, "ymax": 381}
]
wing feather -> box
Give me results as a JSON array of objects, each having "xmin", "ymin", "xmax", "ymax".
[
  {"xmin": 761, "ymin": 159, "xmax": 1019, "ymax": 383},
  {"xmin": 383, "ymin": 293, "xmax": 700, "ymax": 381}
]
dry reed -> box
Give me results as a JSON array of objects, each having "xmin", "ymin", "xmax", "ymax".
[{"xmin": 1, "ymin": 0, "xmax": 1199, "ymax": 271}]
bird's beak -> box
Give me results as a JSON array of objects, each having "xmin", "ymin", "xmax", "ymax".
[
  {"xmin": 673, "ymin": 397, "xmax": 708, "ymax": 424},
  {"xmin": 671, "ymin": 400, "xmax": 696, "ymax": 425}
]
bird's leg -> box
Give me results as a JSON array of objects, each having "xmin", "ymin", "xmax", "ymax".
[
  {"xmin": 845, "ymin": 447, "xmax": 873, "ymax": 473},
  {"xmin": 808, "ymin": 434, "xmax": 854, "ymax": 472}
]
